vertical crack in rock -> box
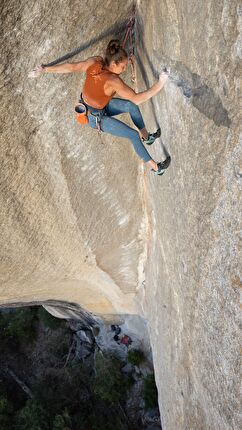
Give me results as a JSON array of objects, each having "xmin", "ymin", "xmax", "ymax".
[
  {"xmin": 160, "ymin": 60, "xmax": 231, "ymax": 128},
  {"xmin": 161, "ymin": 65, "xmax": 232, "ymax": 127},
  {"xmin": 135, "ymin": 11, "xmax": 231, "ymax": 128}
]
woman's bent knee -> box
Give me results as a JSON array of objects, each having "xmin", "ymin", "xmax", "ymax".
[{"xmin": 125, "ymin": 100, "xmax": 138, "ymax": 112}]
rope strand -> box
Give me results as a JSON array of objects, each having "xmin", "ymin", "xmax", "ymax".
[{"xmin": 122, "ymin": 8, "xmax": 138, "ymax": 92}]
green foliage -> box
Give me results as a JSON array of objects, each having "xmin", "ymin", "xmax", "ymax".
[
  {"xmin": 52, "ymin": 409, "xmax": 72, "ymax": 430},
  {"xmin": 0, "ymin": 306, "xmax": 139, "ymax": 430},
  {"xmin": 15, "ymin": 399, "xmax": 49, "ymax": 430},
  {"xmin": 0, "ymin": 375, "xmax": 27, "ymax": 422},
  {"xmin": 87, "ymin": 401, "xmax": 127, "ymax": 430},
  {"xmin": 93, "ymin": 353, "xmax": 127, "ymax": 404},
  {"xmin": 0, "ymin": 307, "xmax": 37, "ymax": 349},
  {"xmin": 37, "ymin": 307, "xmax": 64, "ymax": 330},
  {"xmin": 51, "ymin": 334, "xmax": 70, "ymax": 359},
  {"xmin": 127, "ymin": 349, "xmax": 145, "ymax": 366},
  {"xmin": 7, "ymin": 308, "xmax": 37, "ymax": 342},
  {"xmin": 0, "ymin": 395, "xmax": 14, "ymax": 429},
  {"xmin": 143, "ymin": 373, "xmax": 158, "ymax": 409},
  {"xmin": 33, "ymin": 366, "xmax": 89, "ymax": 417}
]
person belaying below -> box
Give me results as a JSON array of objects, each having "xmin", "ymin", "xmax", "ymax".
[{"xmin": 29, "ymin": 39, "xmax": 169, "ymax": 175}]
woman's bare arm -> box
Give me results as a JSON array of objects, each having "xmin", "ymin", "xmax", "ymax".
[
  {"xmin": 28, "ymin": 56, "xmax": 102, "ymax": 77},
  {"xmin": 43, "ymin": 61, "xmax": 86, "ymax": 73},
  {"xmin": 109, "ymin": 72, "xmax": 168, "ymax": 105}
]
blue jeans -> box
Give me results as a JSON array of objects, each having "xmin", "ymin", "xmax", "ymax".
[{"xmin": 87, "ymin": 98, "xmax": 153, "ymax": 162}]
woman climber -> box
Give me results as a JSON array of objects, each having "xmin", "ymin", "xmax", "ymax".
[{"xmin": 29, "ymin": 39, "xmax": 169, "ymax": 175}]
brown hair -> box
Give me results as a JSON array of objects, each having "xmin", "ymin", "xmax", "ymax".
[{"xmin": 103, "ymin": 39, "xmax": 128, "ymax": 67}]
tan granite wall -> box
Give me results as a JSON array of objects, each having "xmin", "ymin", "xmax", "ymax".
[
  {"xmin": 0, "ymin": 0, "xmax": 145, "ymax": 317},
  {"xmin": 136, "ymin": 1, "xmax": 241, "ymax": 429},
  {"xmin": 1, "ymin": 1, "xmax": 241, "ymax": 428}
]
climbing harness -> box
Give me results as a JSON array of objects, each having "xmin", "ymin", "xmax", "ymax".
[
  {"xmin": 91, "ymin": 111, "xmax": 103, "ymax": 134},
  {"xmin": 75, "ymin": 93, "xmax": 105, "ymax": 134}
]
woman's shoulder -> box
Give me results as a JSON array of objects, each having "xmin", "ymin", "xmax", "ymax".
[
  {"xmin": 84, "ymin": 56, "xmax": 104, "ymax": 72},
  {"xmin": 86, "ymin": 56, "xmax": 103, "ymax": 67},
  {"xmin": 94, "ymin": 56, "xmax": 104, "ymax": 62}
]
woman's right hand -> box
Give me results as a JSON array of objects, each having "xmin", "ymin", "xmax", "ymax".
[
  {"xmin": 158, "ymin": 71, "xmax": 169, "ymax": 88},
  {"xmin": 28, "ymin": 64, "xmax": 45, "ymax": 78},
  {"xmin": 156, "ymin": 72, "xmax": 169, "ymax": 91}
]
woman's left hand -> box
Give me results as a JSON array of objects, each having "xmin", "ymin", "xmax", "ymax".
[
  {"xmin": 158, "ymin": 72, "xmax": 169, "ymax": 84},
  {"xmin": 28, "ymin": 64, "xmax": 45, "ymax": 78}
]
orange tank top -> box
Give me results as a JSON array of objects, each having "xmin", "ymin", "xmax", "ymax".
[{"xmin": 82, "ymin": 60, "xmax": 116, "ymax": 109}]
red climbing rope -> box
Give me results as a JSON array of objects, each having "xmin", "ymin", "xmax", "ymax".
[
  {"xmin": 122, "ymin": 15, "xmax": 135, "ymax": 48},
  {"xmin": 122, "ymin": 10, "xmax": 138, "ymax": 92}
]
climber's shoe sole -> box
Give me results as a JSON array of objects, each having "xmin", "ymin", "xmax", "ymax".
[
  {"xmin": 152, "ymin": 155, "xmax": 171, "ymax": 176},
  {"xmin": 142, "ymin": 127, "xmax": 161, "ymax": 145}
]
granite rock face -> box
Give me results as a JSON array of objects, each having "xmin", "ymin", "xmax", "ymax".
[
  {"xmin": 136, "ymin": 1, "xmax": 241, "ymax": 429},
  {"xmin": 1, "ymin": 1, "xmax": 241, "ymax": 429},
  {"xmin": 0, "ymin": 0, "xmax": 143, "ymax": 317}
]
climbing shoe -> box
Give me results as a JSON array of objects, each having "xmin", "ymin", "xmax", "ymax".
[
  {"xmin": 142, "ymin": 127, "xmax": 161, "ymax": 145},
  {"xmin": 152, "ymin": 155, "xmax": 171, "ymax": 176}
]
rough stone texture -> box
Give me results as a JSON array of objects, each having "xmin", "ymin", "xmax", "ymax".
[
  {"xmin": 0, "ymin": 0, "xmax": 143, "ymax": 316},
  {"xmin": 135, "ymin": 1, "xmax": 241, "ymax": 429},
  {"xmin": 1, "ymin": 1, "xmax": 241, "ymax": 429}
]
